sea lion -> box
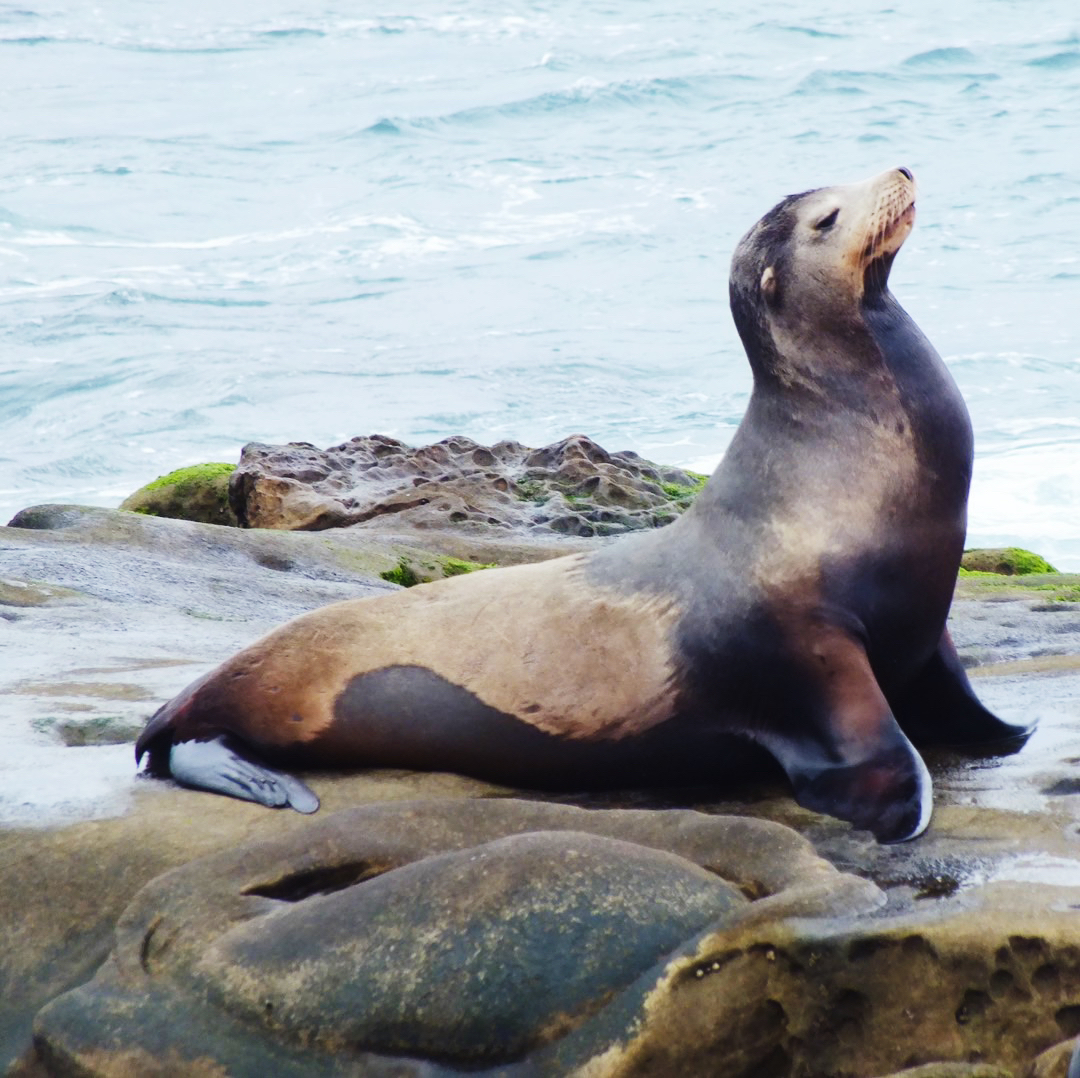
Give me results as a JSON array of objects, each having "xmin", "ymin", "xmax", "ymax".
[{"xmin": 136, "ymin": 167, "xmax": 1030, "ymax": 842}]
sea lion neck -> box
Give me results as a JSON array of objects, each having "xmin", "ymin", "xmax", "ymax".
[
  {"xmin": 861, "ymin": 290, "xmax": 975, "ymax": 490},
  {"xmin": 743, "ymin": 309, "xmax": 904, "ymax": 428}
]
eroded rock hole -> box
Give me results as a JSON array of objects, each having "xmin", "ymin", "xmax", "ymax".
[
  {"xmin": 1056, "ymin": 1004, "xmax": 1080, "ymax": 1037},
  {"xmin": 830, "ymin": 989, "xmax": 869, "ymax": 1028},
  {"xmin": 955, "ymin": 989, "xmax": 991, "ymax": 1025},
  {"xmin": 1009, "ymin": 935, "xmax": 1048, "ymax": 961},
  {"xmin": 1033, "ymin": 963, "xmax": 1062, "ymax": 993},
  {"xmin": 848, "ymin": 937, "xmax": 889, "ymax": 962},
  {"xmin": 245, "ymin": 861, "xmax": 384, "ymax": 902},
  {"xmin": 901, "ymin": 935, "xmax": 937, "ymax": 959},
  {"xmin": 743, "ymin": 1043, "xmax": 790, "ymax": 1078},
  {"xmin": 256, "ymin": 553, "xmax": 294, "ymax": 573}
]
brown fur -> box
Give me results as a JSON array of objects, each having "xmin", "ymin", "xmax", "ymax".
[{"xmin": 206, "ymin": 555, "xmax": 683, "ymax": 746}]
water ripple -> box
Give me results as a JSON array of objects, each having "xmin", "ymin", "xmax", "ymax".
[{"xmin": 2, "ymin": 0, "xmax": 1078, "ymax": 567}]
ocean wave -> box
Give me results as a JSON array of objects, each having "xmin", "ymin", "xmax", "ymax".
[
  {"xmin": 371, "ymin": 72, "xmax": 744, "ymax": 133},
  {"xmin": 1027, "ymin": 51, "xmax": 1080, "ymax": 70},
  {"xmin": 902, "ymin": 47, "xmax": 979, "ymax": 67},
  {"xmin": 751, "ymin": 22, "xmax": 847, "ymax": 40},
  {"xmin": 794, "ymin": 69, "xmax": 887, "ymax": 95},
  {"xmin": 0, "ymin": 11, "xmax": 573, "ymax": 54}
]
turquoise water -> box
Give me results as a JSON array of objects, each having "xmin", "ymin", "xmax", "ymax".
[{"xmin": 2, "ymin": 2, "xmax": 1079, "ymax": 565}]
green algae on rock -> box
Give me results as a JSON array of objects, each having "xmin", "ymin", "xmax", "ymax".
[
  {"xmin": 31, "ymin": 714, "xmax": 146, "ymax": 747},
  {"xmin": 120, "ymin": 462, "xmax": 238, "ymax": 527},
  {"xmin": 660, "ymin": 471, "xmax": 709, "ymax": 509},
  {"xmin": 955, "ymin": 569, "xmax": 1080, "ymax": 605},
  {"xmin": 0, "ymin": 578, "xmax": 84, "ymax": 608},
  {"xmin": 379, "ymin": 554, "xmax": 496, "ymax": 588},
  {"xmin": 960, "ymin": 547, "xmax": 1057, "ymax": 576},
  {"xmin": 443, "ymin": 556, "xmax": 496, "ymax": 576}
]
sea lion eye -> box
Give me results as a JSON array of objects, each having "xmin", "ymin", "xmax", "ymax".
[{"xmin": 814, "ymin": 208, "xmax": 839, "ymax": 231}]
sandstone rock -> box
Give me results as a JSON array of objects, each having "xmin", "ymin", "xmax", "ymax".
[
  {"xmin": 0, "ymin": 775, "xmax": 508, "ymax": 1075},
  {"xmin": 544, "ymin": 907, "xmax": 1080, "ymax": 1077},
  {"xmin": 25, "ymin": 799, "xmax": 877, "ymax": 1077},
  {"xmin": 1028, "ymin": 1036, "xmax": 1080, "ymax": 1077},
  {"xmin": 228, "ymin": 433, "xmax": 707, "ymax": 538},
  {"xmin": 5, "ymin": 505, "xmax": 1080, "ymax": 1074},
  {"xmin": 22, "ymin": 796, "xmax": 1080, "ymax": 1077},
  {"xmin": 875, "ymin": 1066, "xmax": 1013, "ymax": 1077}
]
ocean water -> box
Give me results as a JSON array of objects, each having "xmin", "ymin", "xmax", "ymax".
[{"xmin": 2, "ymin": 1, "xmax": 1079, "ymax": 566}]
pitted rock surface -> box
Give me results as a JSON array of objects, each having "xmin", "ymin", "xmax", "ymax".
[
  {"xmin": 22, "ymin": 797, "xmax": 1080, "ymax": 1077},
  {"xmin": 26, "ymin": 799, "xmax": 879, "ymax": 1077},
  {"xmin": 228, "ymin": 433, "xmax": 706, "ymax": 536},
  {"xmin": 5, "ymin": 509, "xmax": 1080, "ymax": 1073}
]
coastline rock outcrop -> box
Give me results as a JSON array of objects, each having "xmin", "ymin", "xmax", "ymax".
[
  {"xmin": 961, "ymin": 549, "xmax": 1058, "ymax": 577},
  {"xmin": 3, "ymin": 465, "xmax": 1080, "ymax": 1074},
  {"xmin": 227, "ymin": 433, "xmax": 707, "ymax": 537},
  {"xmin": 17, "ymin": 797, "xmax": 1080, "ymax": 1077},
  {"xmin": 119, "ymin": 462, "xmax": 239, "ymax": 527}
]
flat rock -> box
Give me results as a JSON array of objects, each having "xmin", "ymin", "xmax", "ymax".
[
  {"xmin": 3, "ymin": 506, "xmax": 1080, "ymax": 1074},
  {"xmin": 0, "ymin": 504, "xmax": 577, "ymax": 827},
  {"xmin": 0, "ymin": 503, "xmax": 404, "ymax": 829}
]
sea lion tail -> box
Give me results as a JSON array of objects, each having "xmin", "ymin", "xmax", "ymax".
[
  {"xmin": 135, "ymin": 684, "xmax": 319, "ymax": 813},
  {"xmin": 134, "ymin": 668, "xmax": 213, "ymax": 768}
]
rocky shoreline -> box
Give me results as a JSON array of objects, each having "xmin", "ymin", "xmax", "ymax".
[{"xmin": 2, "ymin": 436, "xmax": 1080, "ymax": 1077}]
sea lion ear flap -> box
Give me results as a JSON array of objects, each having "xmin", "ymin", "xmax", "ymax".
[{"xmin": 760, "ymin": 265, "xmax": 780, "ymax": 308}]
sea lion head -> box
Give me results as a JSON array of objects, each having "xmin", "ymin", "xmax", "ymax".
[{"xmin": 729, "ymin": 167, "xmax": 917, "ymax": 381}]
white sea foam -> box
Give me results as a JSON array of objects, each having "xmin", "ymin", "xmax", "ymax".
[{"xmin": 0, "ymin": 745, "xmax": 136, "ymax": 828}]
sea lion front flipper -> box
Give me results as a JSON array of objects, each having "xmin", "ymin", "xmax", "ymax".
[
  {"xmin": 759, "ymin": 627, "xmax": 932, "ymax": 843},
  {"xmin": 777, "ymin": 729, "xmax": 932, "ymax": 844},
  {"xmin": 169, "ymin": 736, "xmax": 320, "ymax": 814},
  {"xmin": 889, "ymin": 630, "xmax": 1033, "ymax": 752}
]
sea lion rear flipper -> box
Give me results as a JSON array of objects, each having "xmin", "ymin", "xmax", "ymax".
[
  {"xmin": 890, "ymin": 630, "xmax": 1033, "ymax": 752},
  {"xmin": 761, "ymin": 627, "xmax": 932, "ymax": 843},
  {"xmin": 169, "ymin": 736, "xmax": 320, "ymax": 814}
]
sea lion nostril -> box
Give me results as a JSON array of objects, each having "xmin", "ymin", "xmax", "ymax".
[{"xmin": 897, "ymin": 167, "xmax": 914, "ymax": 181}]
